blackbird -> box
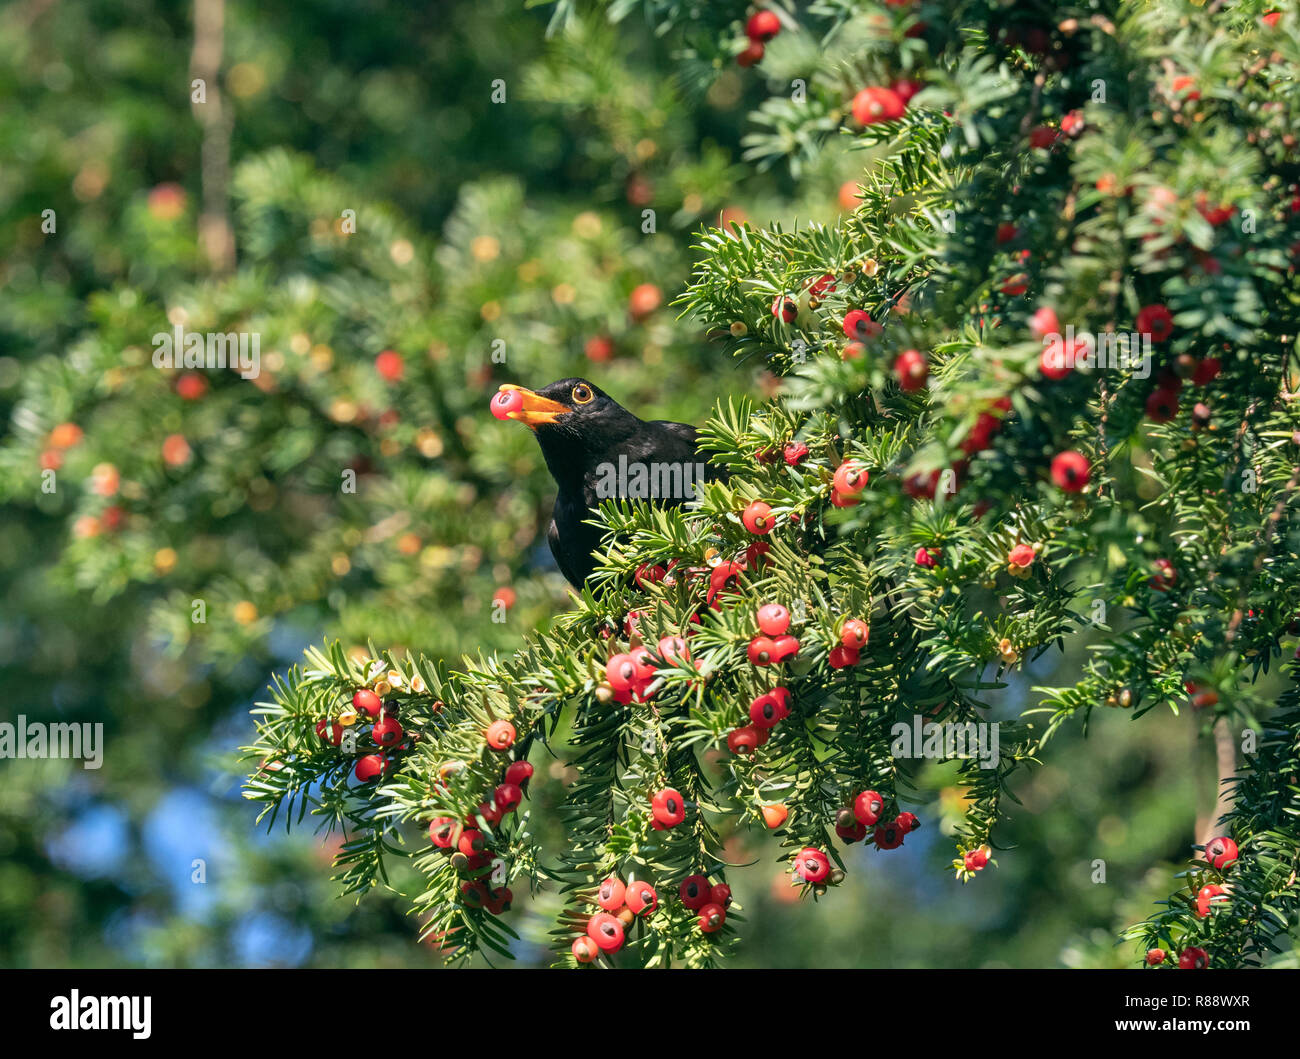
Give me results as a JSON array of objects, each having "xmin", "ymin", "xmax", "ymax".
[{"xmin": 495, "ymin": 378, "xmax": 722, "ymax": 587}]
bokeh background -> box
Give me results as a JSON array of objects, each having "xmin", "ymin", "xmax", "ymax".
[{"xmin": 0, "ymin": 0, "xmax": 1250, "ymax": 968}]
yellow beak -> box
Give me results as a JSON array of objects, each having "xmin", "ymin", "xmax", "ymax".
[{"xmin": 498, "ymin": 384, "xmax": 570, "ymax": 428}]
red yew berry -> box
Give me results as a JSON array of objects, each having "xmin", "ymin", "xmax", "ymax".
[
  {"xmin": 828, "ymin": 645, "xmax": 860, "ymax": 669},
  {"xmin": 842, "ymin": 309, "xmax": 882, "ymax": 341},
  {"xmin": 1029, "ymin": 306, "xmax": 1060, "ymax": 339},
  {"xmin": 1197, "ymin": 884, "xmax": 1227, "ymax": 918},
  {"xmin": 460, "ymin": 881, "xmax": 488, "ymax": 908},
  {"xmin": 1149, "ymin": 558, "xmax": 1177, "ymax": 591},
  {"xmin": 750, "ymin": 687, "xmax": 792, "ymax": 728},
  {"xmin": 494, "ymin": 782, "xmax": 523, "ymax": 813},
  {"xmin": 629, "ymin": 283, "xmax": 662, "ymax": 320},
  {"xmin": 996, "ymin": 222, "xmax": 1019, "ymax": 244},
  {"xmin": 737, "ymin": 40, "xmax": 765, "ymax": 66},
  {"xmin": 486, "ymin": 719, "xmax": 516, "ymax": 750},
  {"xmin": 1028, "ymin": 125, "xmax": 1058, "ymax": 149},
  {"xmin": 597, "ymin": 877, "xmax": 627, "ymax": 912},
  {"xmin": 679, "ymin": 874, "xmax": 712, "ymax": 910},
  {"xmin": 375, "ymin": 349, "xmax": 404, "ymax": 382},
  {"xmin": 761, "ymin": 803, "xmax": 788, "ymax": 828},
  {"xmin": 485, "ymin": 886, "xmax": 513, "ymax": 915},
  {"xmin": 746, "ymin": 10, "xmax": 781, "ymax": 42},
  {"xmin": 1146, "ymin": 948, "xmax": 1166, "ymax": 966},
  {"xmin": 572, "ymin": 935, "xmax": 599, "ymax": 963},
  {"xmin": 771, "ymin": 295, "xmax": 798, "ymax": 323},
  {"xmin": 1039, "ymin": 337, "xmax": 1079, "ymax": 380},
  {"xmin": 836, "ymin": 811, "xmax": 867, "ymax": 843},
  {"xmin": 1000, "ymin": 273, "xmax": 1030, "ymax": 296},
  {"xmin": 490, "ymin": 388, "xmax": 524, "ymax": 420},
  {"xmin": 748, "ymin": 635, "xmax": 777, "ymax": 666},
  {"xmin": 841, "ymin": 618, "xmax": 870, "ymax": 649},
  {"xmin": 915, "ymin": 547, "xmax": 938, "ymax": 568},
  {"xmin": 698, "ymin": 903, "xmax": 727, "ymax": 933},
  {"xmin": 852, "ymin": 86, "xmax": 906, "ymax": 125},
  {"xmin": 1205, "ymin": 836, "xmax": 1239, "ymax": 871},
  {"xmin": 1050, "ymin": 450, "xmax": 1091, "ymax": 492},
  {"xmin": 458, "ymin": 828, "xmax": 486, "ymax": 856},
  {"xmin": 1008, "ymin": 543, "xmax": 1036, "ymax": 570},
  {"xmin": 1145, "ymin": 388, "xmax": 1179, "ymax": 423},
  {"xmin": 1178, "ymin": 947, "xmax": 1209, "ymax": 969},
  {"xmin": 504, "ymin": 760, "xmax": 534, "ymax": 787},
  {"xmin": 657, "ymin": 635, "xmax": 690, "ymax": 666},
  {"xmin": 353, "ymin": 688, "xmax": 382, "ymax": 717},
  {"xmin": 891, "ymin": 78, "xmax": 921, "ymax": 104},
  {"xmin": 964, "ymin": 848, "xmax": 989, "ymax": 871},
  {"xmin": 757, "ymin": 603, "xmax": 791, "ymax": 636},
  {"xmin": 727, "ymin": 725, "xmax": 761, "ymax": 755},
  {"xmin": 783, "ymin": 440, "xmax": 809, "ymax": 466},
  {"xmin": 626, "ymin": 882, "xmax": 658, "ymax": 916},
  {"xmin": 354, "ymin": 754, "xmax": 389, "ymax": 782},
  {"xmin": 833, "ymin": 460, "xmax": 870, "ymax": 495},
  {"xmin": 710, "ymin": 883, "xmax": 732, "ymax": 908},
  {"xmin": 1136, "ymin": 304, "xmax": 1174, "ymax": 342},
  {"xmin": 634, "ymin": 562, "xmax": 666, "ymax": 588},
  {"xmin": 371, "ymin": 716, "xmax": 403, "ymax": 747},
  {"xmin": 584, "ymin": 335, "xmax": 614, "ymax": 363},
  {"xmin": 770, "ymin": 634, "xmax": 799, "ymax": 662},
  {"xmin": 315, "ymin": 718, "xmax": 344, "ymax": 746},
  {"xmin": 606, "ymin": 653, "xmax": 638, "ymax": 691},
  {"xmin": 176, "ymin": 372, "xmax": 208, "ymax": 400},
  {"xmin": 895, "ymin": 349, "xmax": 928, "ymax": 391},
  {"xmin": 1192, "ymin": 357, "xmax": 1221, "ymax": 385},
  {"xmin": 742, "ymin": 501, "xmax": 775, "ymax": 534},
  {"xmin": 587, "ymin": 912, "xmax": 625, "ymax": 953},
  {"xmin": 651, "ymin": 788, "xmax": 686, "ymax": 827},
  {"xmin": 793, "ymin": 847, "xmax": 831, "ymax": 883},
  {"xmin": 1060, "ymin": 110, "xmax": 1085, "ymax": 137},
  {"xmin": 429, "ymin": 817, "xmax": 457, "ymax": 848},
  {"xmin": 874, "ymin": 822, "xmax": 905, "ymax": 849},
  {"xmin": 895, "ymin": 811, "xmax": 920, "ymax": 833}
]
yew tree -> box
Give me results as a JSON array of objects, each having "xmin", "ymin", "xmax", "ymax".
[{"xmin": 245, "ymin": 1, "xmax": 1300, "ymax": 968}]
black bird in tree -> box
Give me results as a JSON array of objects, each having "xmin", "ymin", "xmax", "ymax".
[{"xmin": 492, "ymin": 378, "xmax": 722, "ymax": 587}]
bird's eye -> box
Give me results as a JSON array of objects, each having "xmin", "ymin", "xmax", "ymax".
[{"xmin": 571, "ymin": 384, "xmax": 594, "ymax": 405}]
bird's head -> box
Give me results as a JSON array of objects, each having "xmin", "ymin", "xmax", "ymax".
[{"xmin": 492, "ymin": 378, "xmax": 644, "ymax": 481}]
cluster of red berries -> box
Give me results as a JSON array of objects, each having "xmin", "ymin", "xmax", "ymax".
[
  {"xmin": 679, "ymin": 874, "xmax": 732, "ymax": 934},
  {"xmin": 851, "ymin": 76, "xmax": 920, "ymax": 127},
  {"xmin": 737, "ymin": 10, "xmax": 780, "ymax": 67},
  {"xmin": 746, "ymin": 602, "xmax": 800, "ymax": 667},
  {"xmin": 572, "ymin": 876, "xmax": 660, "ymax": 961},
  {"xmin": 729, "ymin": 685, "xmax": 791, "ymax": 756},
  {"xmin": 1149, "ymin": 557, "xmax": 1177, "ymax": 592},
  {"xmin": 1143, "ymin": 837, "xmax": 1238, "ymax": 969},
  {"xmin": 427, "ymin": 759, "xmax": 534, "ymax": 915},
  {"xmin": 318, "ymin": 687, "xmax": 422, "ymax": 783},
  {"xmin": 1147, "ymin": 946, "xmax": 1210, "ymax": 970},
  {"xmin": 833, "ymin": 789, "xmax": 919, "ymax": 850}
]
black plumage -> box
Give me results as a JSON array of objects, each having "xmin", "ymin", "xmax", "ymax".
[{"xmin": 498, "ymin": 378, "xmax": 721, "ymax": 587}]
